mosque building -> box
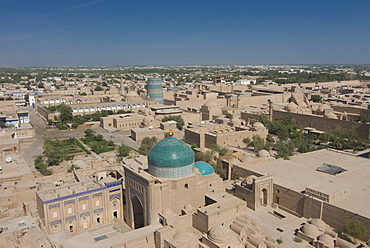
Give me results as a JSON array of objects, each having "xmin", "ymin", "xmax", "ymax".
[
  {"xmin": 36, "ymin": 131, "xmax": 280, "ymax": 247},
  {"xmin": 123, "ymin": 130, "xmax": 224, "ymax": 229}
]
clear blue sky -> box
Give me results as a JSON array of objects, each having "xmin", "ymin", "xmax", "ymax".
[{"xmin": 1, "ymin": 0, "xmax": 370, "ymax": 66}]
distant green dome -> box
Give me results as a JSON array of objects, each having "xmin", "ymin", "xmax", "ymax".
[{"xmin": 148, "ymin": 137, "xmax": 194, "ymax": 178}]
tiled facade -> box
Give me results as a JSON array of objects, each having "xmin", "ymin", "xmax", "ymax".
[{"xmin": 37, "ymin": 180, "xmax": 124, "ymax": 234}]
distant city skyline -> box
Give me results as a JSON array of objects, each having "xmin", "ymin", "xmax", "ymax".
[{"xmin": 1, "ymin": 0, "xmax": 370, "ymax": 67}]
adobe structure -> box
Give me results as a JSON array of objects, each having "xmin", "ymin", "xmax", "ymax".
[{"xmin": 33, "ymin": 133, "xmax": 280, "ymax": 247}]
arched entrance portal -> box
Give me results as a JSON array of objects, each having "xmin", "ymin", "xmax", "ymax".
[
  {"xmin": 261, "ymin": 188, "xmax": 268, "ymax": 206},
  {"xmin": 131, "ymin": 196, "xmax": 144, "ymax": 229}
]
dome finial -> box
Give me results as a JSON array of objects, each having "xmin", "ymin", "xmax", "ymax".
[{"xmin": 169, "ymin": 128, "xmax": 174, "ymax": 137}]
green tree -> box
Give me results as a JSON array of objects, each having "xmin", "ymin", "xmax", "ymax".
[
  {"xmin": 94, "ymin": 134, "xmax": 104, "ymax": 141},
  {"xmin": 118, "ymin": 144, "xmax": 131, "ymax": 157},
  {"xmin": 210, "ymin": 144, "xmax": 229, "ymax": 156},
  {"xmin": 358, "ymin": 114, "xmax": 370, "ymax": 123},
  {"xmin": 162, "ymin": 115, "xmax": 185, "ymax": 130},
  {"xmin": 57, "ymin": 104, "xmax": 73, "ymax": 123},
  {"xmin": 213, "ymin": 158, "xmax": 227, "ymax": 180},
  {"xmin": 94, "ymin": 85, "xmax": 103, "ymax": 91},
  {"xmin": 250, "ymin": 135, "xmax": 269, "ymax": 151},
  {"xmin": 343, "ymin": 219, "xmax": 367, "ymax": 243},
  {"xmin": 225, "ymin": 113, "xmax": 233, "ymax": 120},
  {"xmin": 274, "ymin": 141, "xmax": 295, "ymax": 160},
  {"xmin": 195, "ymin": 150, "xmax": 215, "ymax": 163},
  {"xmin": 34, "ymin": 155, "xmax": 52, "ymax": 176},
  {"xmin": 44, "ymin": 148, "xmax": 62, "ymax": 166},
  {"xmin": 23, "ymin": 94, "xmax": 29, "ymax": 104},
  {"xmin": 37, "ymin": 82, "xmax": 44, "ymax": 88},
  {"xmin": 138, "ymin": 136, "xmax": 158, "ymax": 155},
  {"xmin": 311, "ymin": 95, "xmax": 322, "ymax": 102},
  {"xmin": 84, "ymin": 129, "xmax": 94, "ymax": 138},
  {"xmin": 243, "ymin": 137, "xmax": 251, "ymax": 147},
  {"xmin": 67, "ymin": 164, "xmax": 80, "ymax": 173}
]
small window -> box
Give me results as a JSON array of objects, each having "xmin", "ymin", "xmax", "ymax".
[
  {"xmin": 53, "ymin": 212, "xmax": 57, "ymax": 218},
  {"xmin": 82, "ymin": 204, "xmax": 86, "ymax": 210},
  {"xmin": 96, "ymin": 200, "xmax": 100, "ymax": 207},
  {"xmin": 67, "ymin": 208, "xmax": 72, "ymax": 214},
  {"xmin": 113, "ymin": 201, "xmax": 118, "ymax": 208},
  {"xmin": 54, "ymin": 224, "xmax": 58, "ymax": 229},
  {"xmin": 184, "ymin": 183, "xmax": 189, "ymax": 189}
]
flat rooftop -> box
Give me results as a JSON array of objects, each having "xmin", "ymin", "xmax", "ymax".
[{"xmin": 237, "ymin": 149, "xmax": 370, "ymax": 217}]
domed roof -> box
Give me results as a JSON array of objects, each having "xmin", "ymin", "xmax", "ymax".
[
  {"xmin": 284, "ymin": 102, "xmax": 299, "ymax": 112},
  {"xmin": 203, "ymin": 100, "xmax": 220, "ymax": 107},
  {"xmin": 258, "ymin": 149, "xmax": 270, "ymax": 158},
  {"xmin": 162, "ymin": 208, "xmax": 173, "ymax": 216},
  {"xmin": 148, "ymin": 137, "xmax": 194, "ymax": 178},
  {"xmin": 252, "ymin": 122, "xmax": 265, "ymax": 130},
  {"xmin": 195, "ymin": 161, "xmax": 215, "ymax": 175},
  {"xmin": 317, "ymin": 234, "xmax": 334, "ymax": 244},
  {"xmin": 318, "ymin": 104, "xmax": 331, "ymax": 112},
  {"xmin": 243, "ymin": 175, "xmax": 257, "ymax": 185},
  {"xmin": 143, "ymin": 115, "xmax": 155, "ymax": 124},
  {"xmin": 208, "ymin": 226, "xmax": 231, "ymax": 243},
  {"xmin": 125, "ymin": 91, "xmax": 138, "ymax": 97},
  {"xmin": 173, "ymin": 231, "xmax": 191, "ymax": 243},
  {"xmin": 183, "ymin": 203, "xmax": 194, "ymax": 210},
  {"xmin": 324, "ymin": 112, "xmax": 337, "ymax": 119},
  {"xmin": 310, "ymin": 218, "xmax": 326, "ymax": 229},
  {"xmin": 300, "ymin": 223, "xmax": 320, "ymax": 237}
]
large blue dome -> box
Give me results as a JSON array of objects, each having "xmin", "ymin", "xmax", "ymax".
[
  {"xmin": 148, "ymin": 137, "xmax": 194, "ymax": 178},
  {"xmin": 195, "ymin": 161, "xmax": 215, "ymax": 175}
]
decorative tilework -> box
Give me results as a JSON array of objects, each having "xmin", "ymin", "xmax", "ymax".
[
  {"xmin": 94, "ymin": 208, "xmax": 103, "ymax": 213},
  {"xmin": 78, "ymin": 196, "xmax": 89, "ymax": 201},
  {"xmin": 148, "ymin": 137, "xmax": 194, "ymax": 169},
  {"xmin": 149, "ymin": 163, "xmax": 194, "ymax": 178},
  {"xmin": 109, "ymin": 188, "xmax": 120, "ymax": 193},
  {"xmin": 50, "ymin": 220, "xmax": 62, "ymax": 226},
  {"xmin": 105, "ymin": 181, "xmax": 122, "ymax": 188},
  {"xmin": 48, "ymin": 203, "xmax": 60, "ymax": 209},
  {"xmin": 79, "ymin": 212, "xmax": 90, "ymax": 217},
  {"xmin": 43, "ymin": 187, "xmax": 104, "ymax": 205},
  {"xmin": 109, "ymin": 193, "xmax": 121, "ymax": 201},
  {"xmin": 66, "ymin": 216, "xmax": 76, "ymax": 222},
  {"xmin": 92, "ymin": 192, "xmax": 102, "ymax": 198},
  {"xmin": 64, "ymin": 199, "xmax": 75, "ymax": 205}
]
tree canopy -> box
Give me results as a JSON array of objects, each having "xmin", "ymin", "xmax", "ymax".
[
  {"xmin": 344, "ymin": 219, "xmax": 367, "ymax": 242},
  {"xmin": 138, "ymin": 136, "xmax": 158, "ymax": 155},
  {"xmin": 118, "ymin": 144, "xmax": 131, "ymax": 157},
  {"xmin": 162, "ymin": 115, "xmax": 185, "ymax": 130}
]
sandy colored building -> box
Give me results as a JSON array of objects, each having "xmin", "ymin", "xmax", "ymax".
[
  {"xmin": 232, "ymin": 149, "xmax": 370, "ymax": 239},
  {"xmin": 36, "ymin": 172, "xmax": 124, "ymax": 234},
  {"xmin": 100, "ymin": 113, "xmax": 145, "ymax": 130},
  {"xmin": 185, "ymin": 121, "xmax": 268, "ymax": 148},
  {"xmin": 0, "ymin": 134, "xmax": 36, "ymax": 220}
]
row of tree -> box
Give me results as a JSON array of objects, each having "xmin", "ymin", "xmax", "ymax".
[{"xmin": 244, "ymin": 114, "xmax": 370, "ymax": 159}]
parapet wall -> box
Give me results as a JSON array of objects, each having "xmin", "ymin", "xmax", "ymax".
[{"xmin": 273, "ymin": 110, "xmax": 370, "ymax": 139}]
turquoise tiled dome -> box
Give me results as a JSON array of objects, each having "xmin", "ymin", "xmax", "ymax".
[
  {"xmin": 195, "ymin": 161, "xmax": 215, "ymax": 175},
  {"xmin": 148, "ymin": 137, "xmax": 194, "ymax": 178}
]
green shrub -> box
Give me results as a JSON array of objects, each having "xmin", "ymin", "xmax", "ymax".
[{"xmin": 293, "ymin": 237, "xmax": 302, "ymax": 243}]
